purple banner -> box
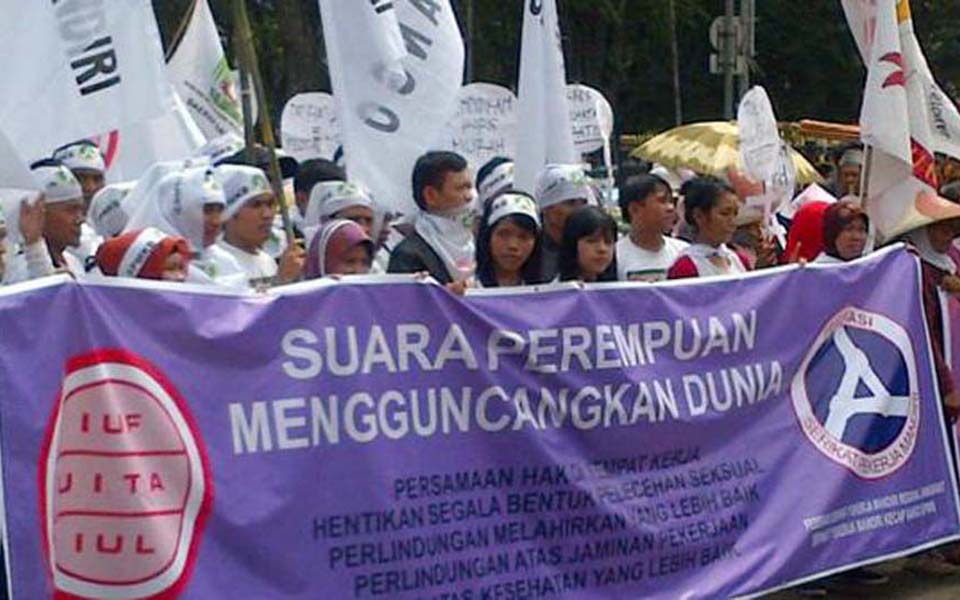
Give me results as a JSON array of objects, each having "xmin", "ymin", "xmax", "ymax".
[{"xmin": 1, "ymin": 247, "xmax": 958, "ymax": 599}]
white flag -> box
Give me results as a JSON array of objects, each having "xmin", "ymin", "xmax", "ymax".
[
  {"xmin": 319, "ymin": 0, "xmax": 464, "ymax": 214},
  {"xmin": 0, "ymin": 129, "xmax": 35, "ymax": 190},
  {"xmin": 850, "ymin": 0, "xmax": 960, "ymax": 238},
  {"xmin": 106, "ymin": 91, "xmax": 207, "ymax": 182},
  {"xmin": 514, "ymin": 0, "xmax": 578, "ymax": 196},
  {"xmin": 167, "ymin": 0, "xmax": 246, "ymax": 140},
  {"xmin": 841, "ymin": 0, "xmax": 877, "ymax": 63},
  {"xmin": 0, "ymin": 129, "xmax": 40, "ymax": 249},
  {"xmin": 0, "ymin": 0, "xmax": 173, "ymax": 163}
]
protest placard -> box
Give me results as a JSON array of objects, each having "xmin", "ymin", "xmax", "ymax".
[
  {"xmin": 567, "ymin": 84, "xmax": 614, "ymax": 156},
  {"xmin": 281, "ymin": 92, "xmax": 342, "ymax": 163},
  {"xmin": 441, "ymin": 83, "xmax": 517, "ymax": 170}
]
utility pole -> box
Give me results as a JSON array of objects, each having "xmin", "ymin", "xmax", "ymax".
[
  {"xmin": 669, "ymin": 0, "xmax": 683, "ymax": 126},
  {"xmin": 739, "ymin": 0, "xmax": 756, "ymax": 97},
  {"xmin": 722, "ymin": 0, "xmax": 735, "ymax": 120}
]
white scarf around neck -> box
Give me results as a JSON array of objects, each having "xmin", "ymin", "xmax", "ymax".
[{"xmin": 414, "ymin": 210, "xmax": 475, "ymax": 282}]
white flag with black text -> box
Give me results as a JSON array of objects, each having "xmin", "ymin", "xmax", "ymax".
[
  {"xmin": 0, "ymin": 0, "xmax": 173, "ymax": 162},
  {"xmin": 514, "ymin": 0, "xmax": 578, "ymax": 196},
  {"xmin": 167, "ymin": 0, "xmax": 246, "ymax": 140},
  {"xmin": 319, "ymin": 0, "xmax": 465, "ymax": 214}
]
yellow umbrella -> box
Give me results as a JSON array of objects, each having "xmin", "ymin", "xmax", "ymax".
[{"xmin": 631, "ymin": 121, "xmax": 823, "ymax": 185}]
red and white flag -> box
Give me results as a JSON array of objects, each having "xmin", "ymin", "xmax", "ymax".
[
  {"xmin": 844, "ymin": 0, "xmax": 960, "ymax": 160},
  {"xmin": 845, "ymin": 0, "xmax": 960, "ymax": 238}
]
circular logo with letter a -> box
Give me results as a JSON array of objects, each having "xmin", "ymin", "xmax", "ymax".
[
  {"xmin": 39, "ymin": 349, "xmax": 213, "ymax": 599},
  {"xmin": 791, "ymin": 307, "xmax": 920, "ymax": 479}
]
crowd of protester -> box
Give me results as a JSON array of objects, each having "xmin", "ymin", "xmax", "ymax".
[{"xmin": 3, "ymin": 135, "xmax": 960, "ymax": 595}]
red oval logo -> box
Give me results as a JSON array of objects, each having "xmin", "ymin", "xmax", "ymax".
[{"xmin": 39, "ymin": 349, "xmax": 213, "ymax": 599}]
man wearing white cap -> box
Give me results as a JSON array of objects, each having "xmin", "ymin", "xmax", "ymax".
[
  {"xmin": 534, "ymin": 164, "xmax": 595, "ymax": 281},
  {"xmin": 476, "ymin": 157, "xmax": 515, "ymax": 209},
  {"xmin": 303, "ymin": 181, "xmax": 376, "ymax": 240},
  {"xmin": 216, "ymin": 165, "xmax": 304, "ymax": 288},
  {"xmin": 293, "ymin": 159, "xmax": 346, "ymax": 236},
  {"xmin": 53, "ymin": 141, "xmax": 108, "ymax": 264},
  {"xmin": 833, "ymin": 147, "xmax": 863, "ymax": 198},
  {"xmin": 53, "ymin": 141, "xmax": 106, "ymax": 205},
  {"xmin": 31, "ymin": 161, "xmax": 87, "ymax": 276}
]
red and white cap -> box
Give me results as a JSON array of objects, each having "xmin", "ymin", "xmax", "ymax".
[{"xmin": 95, "ymin": 228, "xmax": 191, "ymax": 280}]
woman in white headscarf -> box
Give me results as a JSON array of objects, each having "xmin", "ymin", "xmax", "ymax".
[
  {"xmin": 119, "ymin": 158, "xmax": 211, "ymax": 230},
  {"xmin": 123, "ymin": 166, "xmax": 245, "ymax": 287},
  {"xmin": 88, "ymin": 182, "xmax": 135, "ymax": 239},
  {"xmin": 903, "ymin": 217, "xmax": 960, "ymax": 420},
  {"xmin": 124, "ymin": 166, "xmax": 222, "ymax": 251}
]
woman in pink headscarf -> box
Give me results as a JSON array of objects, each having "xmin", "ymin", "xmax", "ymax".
[{"xmin": 304, "ymin": 219, "xmax": 374, "ymax": 279}]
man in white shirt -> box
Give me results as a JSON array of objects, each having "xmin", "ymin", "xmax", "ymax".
[
  {"xmin": 53, "ymin": 141, "xmax": 107, "ymax": 263},
  {"xmin": 616, "ymin": 173, "xmax": 688, "ymax": 282},
  {"xmin": 216, "ymin": 165, "xmax": 304, "ymax": 288},
  {"xmin": 29, "ymin": 161, "xmax": 87, "ymax": 277}
]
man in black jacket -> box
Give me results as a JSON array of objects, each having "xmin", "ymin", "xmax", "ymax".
[{"xmin": 387, "ymin": 152, "xmax": 475, "ymax": 284}]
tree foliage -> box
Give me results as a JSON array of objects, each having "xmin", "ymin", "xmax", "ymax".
[{"xmin": 152, "ymin": 0, "xmax": 960, "ymax": 134}]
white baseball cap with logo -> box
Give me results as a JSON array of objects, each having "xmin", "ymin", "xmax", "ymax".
[
  {"xmin": 32, "ymin": 164, "xmax": 83, "ymax": 204},
  {"xmin": 53, "ymin": 141, "xmax": 106, "ymax": 174}
]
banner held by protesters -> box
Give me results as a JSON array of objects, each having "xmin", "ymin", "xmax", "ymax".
[{"xmin": 0, "ymin": 247, "xmax": 958, "ymax": 598}]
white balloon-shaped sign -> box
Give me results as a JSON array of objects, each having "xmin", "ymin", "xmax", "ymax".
[
  {"xmin": 567, "ymin": 84, "xmax": 615, "ymax": 156},
  {"xmin": 440, "ymin": 83, "xmax": 518, "ymax": 170},
  {"xmin": 738, "ymin": 86, "xmax": 796, "ymax": 214},
  {"xmin": 280, "ymin": 92, "xmax": 342, "ymax": 163}
]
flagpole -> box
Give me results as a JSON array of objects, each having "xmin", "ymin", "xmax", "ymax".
[
  {"xmin": 232, "ymin": 0, "xmax": 295, "ymax": 245},
  {"xmin": 722, "ymin": 0, "xmax": 735, "ymax": 120},
  {"xmin": 238, "ymin": 68, "xmax": 256, "ymax": 162},
  {"xmin": 165, "ymin": 0, "xmax": 200, "ymax": 61},
  {"xmin": 860, "ymin": 145, "xmax": 873, "ymax": 210},
  {"xmin": 232, "ymin": 1, "xmax": 256, "ymax": 161}
]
